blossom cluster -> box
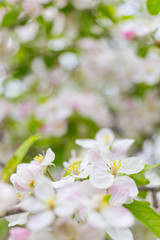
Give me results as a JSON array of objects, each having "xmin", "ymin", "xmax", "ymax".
[{"xmin": 0, "ymin": 128, "xmax": 145, "ymax": 240}]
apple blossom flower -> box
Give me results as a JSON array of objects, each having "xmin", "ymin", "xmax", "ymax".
[
  {"xmin": 33, "ymin": 148, "xmax": 55, "ymax": 167},
  {"xmin": 20, "ymin": 177, "xmax": 84, "ymax": 230},
  {"xmin": 52, "ymin": 151, "xmax": 92, "ymax": 189},
  {"xmin": 10, "ymin": 163, "xmax": 42, "ymax": 194},
  {"xmin": 76, "ymin": 128, "xmax": 134, "ymax": 156},
  {"xmin": 81, "ymin": 180, "xmax": 134, "ymax": 240},
  {"xmin": 87, "ymin": 149, "xmax": 144, "ymax": 189}
]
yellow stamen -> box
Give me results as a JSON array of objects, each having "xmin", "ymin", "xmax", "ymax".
[
  {"xmin": 67, "ymin": 161, "xmax": 81, "ymax": 175},
  {"xmin": 34, "ymin": 154, "xmax": 44, "ymax": 163},
  {"xmin": 28, "ymin": 179, "xmax": 35, "ymax": 188},
  {"xmin": 110, "ymin": 159, "xmax": 124, "ymax": 175},
  {"xmin": 44, "ymin": 196, "xmax": 55, "ymax": 210}
]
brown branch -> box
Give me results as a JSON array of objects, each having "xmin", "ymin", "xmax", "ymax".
[
  {"xmin": 138, "ymin": 186, "xmax": 160, "ymax": 192},
  {"xmin": 0, "ymin": 207, "xmax": 25, "ymax": 219},
  {"xmin": 138, "ymin": 186, "xmax": 160, "ymax": 208}
]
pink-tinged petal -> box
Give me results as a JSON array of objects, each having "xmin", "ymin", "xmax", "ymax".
[
  {"xmin": 6, "ymin": 213, "xmax": 29, "ymax": 227},
  {"xmin": 107, "ymin": 228, "xmax": 133, "ymax": 240},
  {"xmin": 88, "ymin": 150, "xmax": 107, "ymax": 169},
  {"xmin": 80, "ymin": 224, "xmax": 105, "ymax": 240},
  {"xmin": 75, "ymin": 139, "xmax": 97, "ymax": 149},
  {"xmin": 102, "ymin": 206, "xmax": 134, "ymax": 228},
  {"xmin": 52, "ymin": 176, "xmax": 75, "ymax": 189},
  {"xmin": 95, "ymin": 128, "xmax": 114, "ymax": 146},
  {"xmin": 108, "ymin": 176, "xmax": 138, "ymax": 205},
  {"xmin": 19, "ymin": 197, "xmax": 46, "ymax": 213},
  {"xmin": 112, "ymin": 139, "xmax": 134, "ymax": 155},
  {"xmin": 90, "ymin": 169, "xmax": 114, "ymax": 189},
  {"xmin": 119, "ymin": 157, "xmax": 144, "ymax": 175},
  {"xmin": 9, "ymin": 227, "xmax": 30, "ymax": 240},
  {"xmin": 27, "ymin": 211, "xmax": 55, "ymax": 230},
  {"xmin": 41, "ymin": 148, "xmax": 55, "ymax": 166}
]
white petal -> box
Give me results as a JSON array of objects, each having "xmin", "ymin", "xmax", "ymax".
[
  {"xmin": 77, "ymin": 165, "xmax": 93, "ymax": 179},
  {"xmin": 107, "ymin": 228, "xmax": 133, "ymax": 240},
  {"xmin": 6, "ymin": 212, "xmax": 29, "ymax": 227},
  {"xmin": 27, "ymin": 211, "xmax": 55, "ymax": 230},
  {"xmin": 90, "ymin": 169, "xmax": 114, "ymax": 189},
  {"xmin": 75, "ymin": 139, "xmax": 97, "ymax": 149},
  {"xmin": 112, "ymin": 139, "xmax": 134, "ymax": 155},
  {"xmin": 87, "ymin": 211, "xmax": 105, "ymax": 229},
  {"xmin": 34, "ymin": 176, "xmax": 55, "ymax": 201},
  {"xmin": 41, "ymin": 148, "xmax": 55, "ymax": 166},
  {"xmin": 119, "ymin": 157, "xmax": 144, "ymax": 175},
  {"xmin": 52, "ymin": 176, "xmax": 75, "ymax": 189},
  {"xmin": 103, "ymin": 206, "xmax": 134, "ymax": 228},
  {"xmin": 19, "ymin": 197, "xmax": 46, "ymax": 213}
]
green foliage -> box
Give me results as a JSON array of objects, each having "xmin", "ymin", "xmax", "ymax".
[
  {"xmin": 137, "ymin": 44, "xmax": 150, "ymax": 58},
  {"xmin": 1, "ymin": 11, "xmax": 18, "ymax": 27},
  {"xmin": 138, "ymin": 190, "xmax": 148, "ymax": 199},
  {"xmin": 129, "ymin": 82, "xmax": 155, "ymax": 98},
  {"xmin": 124, "ymin": 200, "xmax": 160, "ymax": 238},
  {"xmin": 0, "ymin": 219, "xmax": 8, "ymax": 240},
  {"xmin": 130, "ymin": 172, "xmax": 149, "ymax": 185},
  {"xmin": 2, "ymin": 135, "xmax": 40, "ymax": 182},
  {"xmin": 98, "ymin": 4, "xmax": 117, "ymax": 23},
  {"xmin": 147, "ymin": 0, "xmax": 160, "ymax": 15},
  {"xmin": 141, "ymin": 163, "xmax": 160, "ymax": 173}
]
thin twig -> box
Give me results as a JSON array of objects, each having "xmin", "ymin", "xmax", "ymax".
[
  {"xmin": 138, "ymin": 186, "xmax": 160, "ymax": 192},
  {"xmin": 0, "ymin": 207, "xmax": 25, "ymax": 219},
  {"xmin": 138, "ymin": 186, "xmax": 160, "ymax": 208}
]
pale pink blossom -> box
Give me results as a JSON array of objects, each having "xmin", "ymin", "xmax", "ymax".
[
  {"xmin": 88, "ymin": 149, "xmax": 144, "ymax": 189},
  {"xmin": 8, "ymin": 227, "xmax": 30, "ymax": 240},
  {"xmin": 10, "ymin": 163, "xmax": 42, "ymax": 193}
]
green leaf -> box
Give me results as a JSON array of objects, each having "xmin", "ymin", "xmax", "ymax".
[
  {"xmin": 1, "ymin": 11, "xmax": 18, "ymax": 27},
  {"xmin": 130, "ymin": 172, "xmax": 149, "ymax": 185},
  {"xmin": 141, "ymin": 163, "xmax": 160, "ymax": 173},
  {"xmin": 0, "ymin": 219, "xmax": 8, "ymax": 240},
  {"xmin": 124, "ymin": 200, "xmax": 160, "ymax": 238},
  {"xmin": 147, "ymin": 0, "xmax": 160, "ymax": 15},
  {"xmin": 2, "ymin": 135, "xmax": 40, "ymax": 182},
  {"xmin": 138, "ymin": 190, "xmax": 148, "ymax": 199},
  {"xmin": 98, "ymin": 4, "xmax": 117, "ymax": 23}
]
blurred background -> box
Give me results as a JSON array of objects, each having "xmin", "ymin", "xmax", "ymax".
[{"xmin": 1, "ymin": 0, "xmax": 160, "ymax": 239}]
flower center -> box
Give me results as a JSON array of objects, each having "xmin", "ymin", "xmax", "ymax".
[
  {"xmin": 28, "ymin": 179, "xmax": 35, "ymax": 188},
  {"xmin": 67, "ymin": 161, "xmax": 81, "ymax": 175},
  {"xmin": 104, "ymin": 135, "xmax": 110, "ymax": 145},
  {"xmin": 110, "ymin": 159, "xmax": 124, "ymax": 175},
  {"xmin": 93, "ymin": 194, "xmax": 111, "ymax": 211},
  {"xmin": 34, "ymin": 154, "xmax": 44, "ymax": 163},
  {"xmin": 44, "ymin": 196, "xmax": 55, "ymax": 210}
]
